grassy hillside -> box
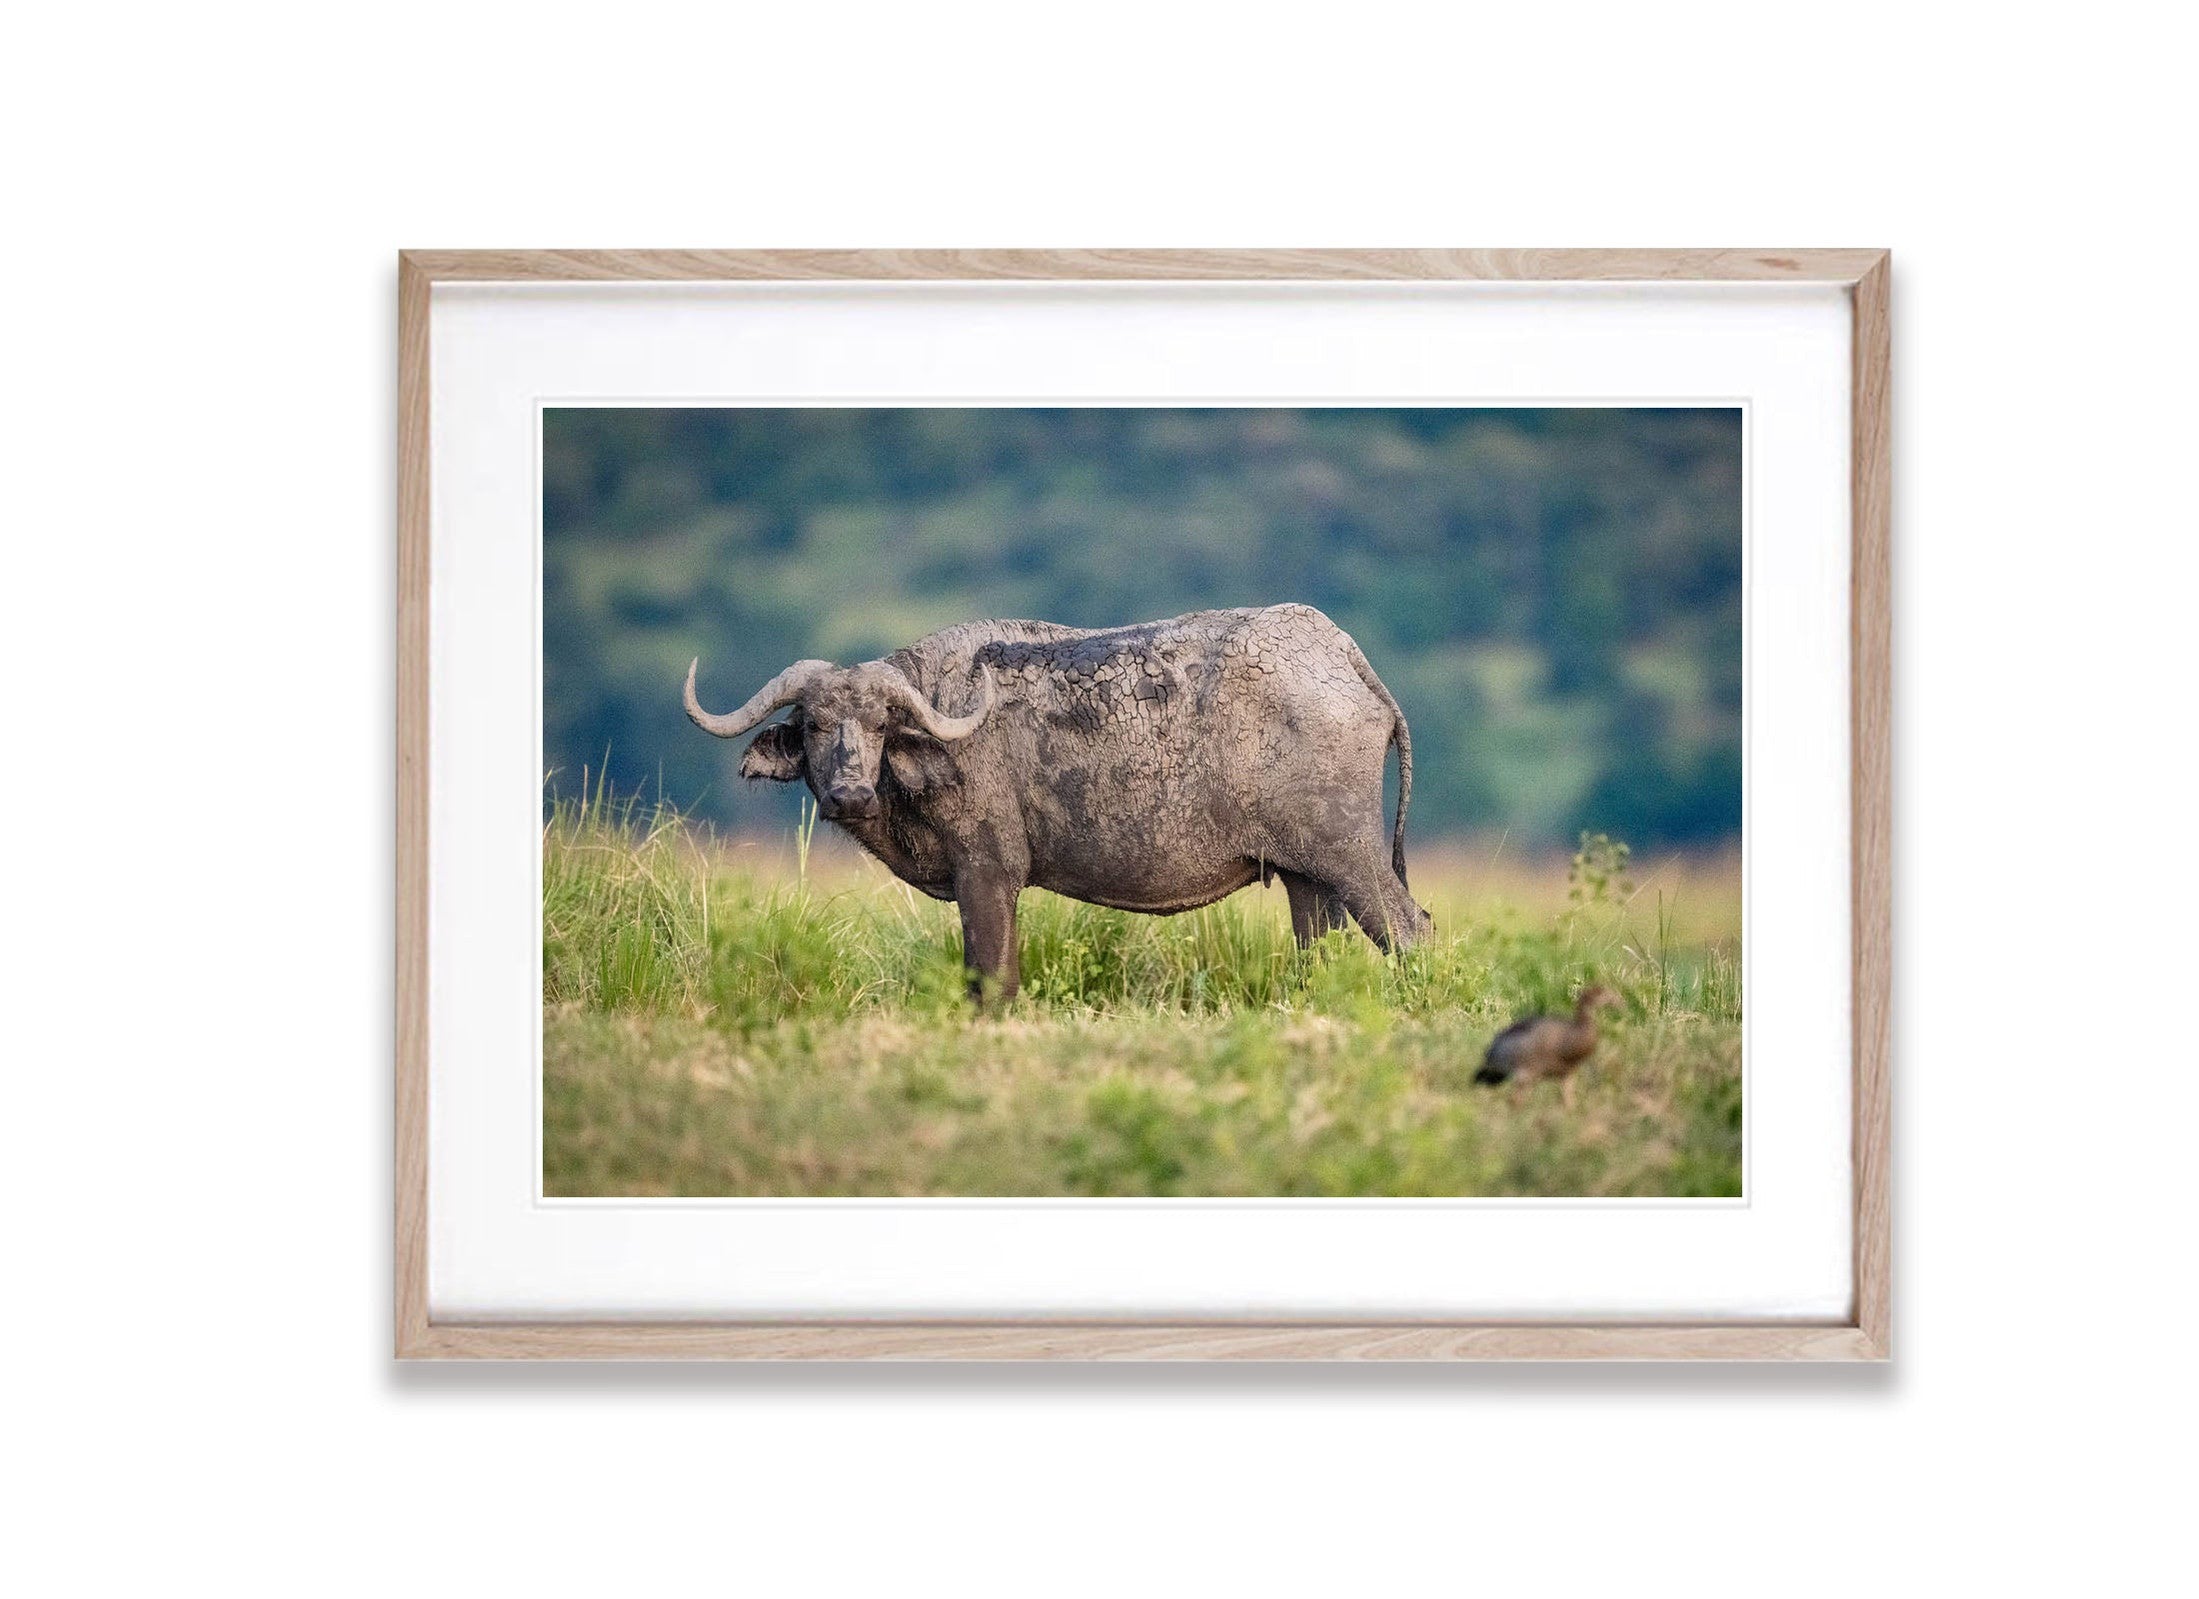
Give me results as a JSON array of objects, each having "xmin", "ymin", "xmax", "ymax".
[{"xmin": 544, "ymin": 407, "xmax": 1743, "ymax": 848}]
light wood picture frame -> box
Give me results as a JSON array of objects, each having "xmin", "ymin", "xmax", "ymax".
[{"xmin": 397, "ymin": 249, "xmax": 1890, "ymax": 1360}]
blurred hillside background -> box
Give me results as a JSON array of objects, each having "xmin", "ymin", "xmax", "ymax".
[{"xmin": 544, "ymin": 407, "xmax": 1741, "ymax": 848}]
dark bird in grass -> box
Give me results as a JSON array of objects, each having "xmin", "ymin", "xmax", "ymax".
[{"xmin": 1475, "ymin": 986, "xmax": 1622, "ymax": 1097}]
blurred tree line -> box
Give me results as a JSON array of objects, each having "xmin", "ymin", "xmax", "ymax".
[{"xmin": 545, "ymin": 407, "xmax": 1741, "ymax": 848}]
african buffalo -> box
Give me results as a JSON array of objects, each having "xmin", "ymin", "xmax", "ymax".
[{"xmin": 685, "ymin": 603, "xmax": 1431, "ymax": 1000}]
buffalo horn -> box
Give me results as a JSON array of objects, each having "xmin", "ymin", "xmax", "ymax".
[
  {"xmin": 683, "ymin": 658, "xmax": 833, "ymax": 739},
  {"xmin": 885, "ymin": 664, "xmax": 995, "ymax": 741}
]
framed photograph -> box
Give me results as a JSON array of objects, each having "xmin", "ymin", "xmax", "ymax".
[{"xmin": 397, "ymin": 249, "xmax": 1889, "ymax": 1359}]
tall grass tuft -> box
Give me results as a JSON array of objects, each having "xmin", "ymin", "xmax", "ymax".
[
  {"xmin": 542, "ymin": 781, "xmax": 1739, "ymax": 1032},
  {"xmin": 542, "ymin": 774, "xmax": 716, "ymax": 1014}
]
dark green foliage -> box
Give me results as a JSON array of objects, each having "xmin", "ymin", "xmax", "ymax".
[{"xmin": 544, "ymin": 406, "xmax": 1742, "ymax": 846}]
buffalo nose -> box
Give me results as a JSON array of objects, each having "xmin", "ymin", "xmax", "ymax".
[{"xmin": 824, "ymin": 784, "xmax": 878, "ymax": 819}]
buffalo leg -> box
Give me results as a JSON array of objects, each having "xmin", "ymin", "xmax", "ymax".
[
  {"xmin": 954, "ymin": 871, "xmax": 1022, "ymax": 1005},
  {"xmin": 1278, "ymin": 869, "xmax": 1350, "ymax": 948},
  {"xmin": 1379, "ymin": 865, "xmax": 1432, "ymax": 945},
  {"xmin": 1325, "ymin": 850, "xmax": 1429, "ymax": 954}
]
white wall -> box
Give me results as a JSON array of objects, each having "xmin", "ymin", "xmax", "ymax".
[{"xmin": 8, "ymin": 3, "xmax": 2191, "ymax": 1593}]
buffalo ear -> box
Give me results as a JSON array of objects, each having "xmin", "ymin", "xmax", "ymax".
[
  {"xmin": 740, "ymin": 722, "xmax": 805, "ymax": 782},
  {"xmin": 885, "ymin": 737, "xmax": 960, "ymax": 795}
]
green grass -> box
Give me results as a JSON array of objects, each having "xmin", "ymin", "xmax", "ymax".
[{"xmin": 543, "ymin": 787, "xmax": 1742, "ymax": 1197}]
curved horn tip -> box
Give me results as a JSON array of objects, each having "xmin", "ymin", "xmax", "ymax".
[
  {"xmin": 932, "ymin": 663, "xmax": 997, "ymax": 740},
  {"xmin": 686, "ymin": 657, "xmax": 832, "ymax": 740}
]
